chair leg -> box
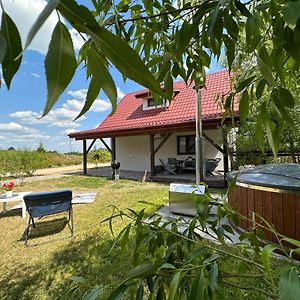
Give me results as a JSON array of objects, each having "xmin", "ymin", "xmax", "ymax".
[
  {"xmin": 68, "ymin": 208, "xmax": 74, "ymax": 237},
  {"xmin": 24, "ymin": 218, "xmax": 33, "ymax": 247}
]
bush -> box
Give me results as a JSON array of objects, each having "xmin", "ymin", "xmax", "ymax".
[
  {"xmin": 0, "ymin": 150, "xmax": 82, "ymax": 179},
  {"xmin": 88, "ymin": 148, "xmax": 111, "ymax": 164},
  {"xmin": 0, "ymin": 149, "xmax": 42, "ymax": 178}
]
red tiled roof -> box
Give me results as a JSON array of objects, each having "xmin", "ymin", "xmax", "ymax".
[{"xmin": 69, "ymin": 70, "xmax": 238, "ymax": 139}]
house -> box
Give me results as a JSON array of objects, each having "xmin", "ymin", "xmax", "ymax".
[{"xmin": 69, "ymin": 70, "xmax": 239, "ymax": 185}]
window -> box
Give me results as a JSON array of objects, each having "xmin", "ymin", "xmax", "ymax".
[
  {"xmin": 143, "ymin": 97, "xmax": 169, "ymax": 110},
  {"xmin": 177, "ymin": 135, "xmax": 195, "ymax": 155},
  {"xmin": 147, "ymin": 98, "xmax": 155, "ymax": 107}
]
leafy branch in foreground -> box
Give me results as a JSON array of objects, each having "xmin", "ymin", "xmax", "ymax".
[
  {"xmin": 88, "ymin": 186, "xmax": 300, "ymax": 300},
  {"xmin": 1, "ymin": 0, "xmax": 300, "ymax": 154}
]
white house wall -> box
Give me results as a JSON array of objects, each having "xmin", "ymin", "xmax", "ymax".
[
  {"xmin": 116, "ymin": 129, "xmax": 227, "ymax": 172},
  {"xmin": 116, "ymin": 135, "xmax": 150, "ymax": 172}
]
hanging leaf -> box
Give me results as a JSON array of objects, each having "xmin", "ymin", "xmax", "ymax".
[
  {"xmin": 58, "ymin": 0, "xmax": 99, "ymax": 32},
  {"xmin": 235, "ymin": 1, "xmax": 251, "ymax": 17},
  {"xmin": 277, "ymin": 87, "xmax": 295, "ymax": 108},
  {"xmin": 23, "ymin": 0, "xmax": 60, "ymax": 52},
  {"xmin": 108, "ymin": 284, "xmax": 128, "ymax": 300},
  {"xmin": 1, "ymin": 12, "xmax": 22, "ymax": 88},
  {"xmin": 87, "ymin": 48, "xmax": 117, "ymax": 113},
  {"xmin": 82, "ymin": 287, "xmax": 104, "ymax": 300},
  {"xmin": 256, "ymin": 78, "xmax": 266, "ymax": 99},
  {"xmin": 255, "ymin": 102, "xmax": 267, "ymax": 152},
  {"xmin": 86, "ymin": 27, "xmax": 166, "ymax": 99},
  {"xmin": 75, "ymin": 76, "xmax": 101, "ymax": 120},
  {"xmin": 282, "ymin": 1, "xmax": 300, "ymax": 25},
  {"xmin": 261, "ymin": 244, "xmax": 277, "ymax": 275},
  {"xmin": 126, "ymin": 263, "xmax": 155, "ymax": 281},
  {"xmin": 208, "ymin": 263, "xmax": 218, "ymax": 291},
  {"xmin": 272, "ymin": 91, "xmax": 294, "ymax": 125},
  {"xmin": 235, "ymin": 76, "xmax": 256, "ymax": 93},
  {"xmin": 169, "ymin": 271, "xmax": 182, "ymax": 300},
  {"xmin": 43, "ymin": 21, "xmax": 77, "ymax": 116},
  {"xmin": 257, "ymin": 54, "xmax": 276, "ymax": 87},
  {"xmin": 188, "ymin": 271, "xmax": 205, "ymax": 300},
  {"xmin": 239, "ymin": 90, "xmax": 249, "ymax": 123},
  {"xmin": 279, "ymin": 267, "xmax": 300, "ymax": 300},
  {"xmin": 164, "ymin": 70, "xmax": 173, "ymax": 100},
  {"xmin": 135, "ymin": 284, "xmax": 143, "ymax": 300},
  {"xmin": 265, "ymin": 118, "xmax": 281, "ymax": 157},
  {"xmin": 0, "ymin": 31, "xmax": 7, "ymax": 64},
  {"xmin": 224, "ymin": 36, "xmax": 235, "ymax": 71}
]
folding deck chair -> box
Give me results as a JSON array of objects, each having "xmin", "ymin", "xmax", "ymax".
[
  {"xmin": 23, "ymin": 189, "xmax": 73, "ymax": 246},
  {"xmin": 159, "ymin": 159, "xmax": 177, "ymax": 175}
]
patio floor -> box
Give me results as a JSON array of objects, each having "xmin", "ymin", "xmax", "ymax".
[{"xmin": 86, "ymin": 166, "xmax": 226, "ymax": 187}]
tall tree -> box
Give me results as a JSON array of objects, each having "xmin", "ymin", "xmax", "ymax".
[{"xmin": 0, "ymin": 0, "xmax": 300, "ymax": 154}]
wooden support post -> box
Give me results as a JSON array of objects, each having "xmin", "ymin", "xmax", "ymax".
[
  {"xmin": 153, "ymin": 133, "xmax": 172, "ymax": 155},
  {"xmin": 100, "ymin": 138, "xmax": 112, "ymax": 154},
  {"xmin": 83, "ymin": 139, "xmax": 87, "ymax": 175},
  {"xmin": 87, "ymin": 139, "xmax": 97, "ymax": 153},
  {"xmin": 203, "ymin": 132, "xmax": 225, "ymax": 154},
  {"xmin": 150, "ymin": 134, "xmax": 155, "ymax": 176},
  {"xmin": 111, "ymin": 137, "xmax": 116, "ymax": 162},
  {"xmin": 222, "ymin": 126, "xmax": 229, "ymax": 186}
]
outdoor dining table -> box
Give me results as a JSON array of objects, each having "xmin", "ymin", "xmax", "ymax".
[{"xmin": 0, "ymin": 191, "xmax": 32, "ymax": 219}]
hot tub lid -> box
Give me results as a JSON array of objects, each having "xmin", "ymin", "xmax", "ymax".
[{"xmin": 227, "ymin": 164, "xmax": 300, "ymax": 191}]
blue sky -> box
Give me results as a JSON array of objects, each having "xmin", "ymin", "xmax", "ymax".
[{"xmin": 0, "ymin": 0, "xmax": 221, "ymax": 153}]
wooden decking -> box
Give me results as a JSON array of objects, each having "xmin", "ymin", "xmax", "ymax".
[
  {"xmin": 151, "ymin": 173, "xmax": 226, "ymax": 188},
  {"xmin": 86, "ymin": 166, "xmax": 226, "ymax": 187}
]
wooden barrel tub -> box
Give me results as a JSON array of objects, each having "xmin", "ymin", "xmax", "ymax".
[{"xmin": 228, "ymin": 164, "xmax": 300, "ymax": 243}]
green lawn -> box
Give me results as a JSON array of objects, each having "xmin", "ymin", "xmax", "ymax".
[
  {"xmin": 0, "ymin": 177, "xmax": 295, "ymax": 299},
  {"xmin": 0, "ymin": 176, "xmax": 168, "ymax": 299}
]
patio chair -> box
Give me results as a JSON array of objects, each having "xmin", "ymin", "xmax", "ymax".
[
  {"xmin": 206, "ymin": 158, "xmax": 221, "ymax": 176},
  {"xmin": 159, "ymin": 159, "xmax": 177, "ymax": 175},
  {"xmin": 167, "ymin": 158, "xmax": 179, "ymax": 170},
  {"xmin": 23, "ymin": 189, "xmax": 73, "ymax": 246}
]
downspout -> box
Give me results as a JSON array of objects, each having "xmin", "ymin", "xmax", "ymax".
[{"xmin": 195, "ymin": 86, "xmax": 205, "ymax": 184}]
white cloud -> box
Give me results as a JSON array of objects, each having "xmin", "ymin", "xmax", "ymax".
[
  {"xmin": 67, "ymin": 89, "xmax": 87, "ymax": 101},
  {"xmin": 117, "ymin": 87, "xmax": 126, "ymax": 99},
  {"xmin": 9, "ymin": 88, "xmax": 111, "ymax": 130},
  {"xmin": 0, "ymin": 122, "xmax": 37, "ymax": 134},
  {"xmin": 69, "ymin": 28, "xmax": 86, "ymax": 50},
  {"xmin": 30, "ymin": 72, "xmax": 40, "ymax": 78},
  {"xmin": 0, "ymin": 122, "xmax": 50, "ymax": 143},
  {"xmin": 66, "ymin": 88, "xmax": 112, "ymax": 113},
  {"xmin": 92, "ymin": 99, "xmax": 112, "ymax": 112},
  {"xmin": 0, "ymin": 0, "xmax": 84, "ymax": 55},
  {"xmin": 59, "ymin": 128, "xmax": 76, "ymax": 136}
]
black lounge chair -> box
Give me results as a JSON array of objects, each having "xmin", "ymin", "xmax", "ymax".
[{"xmin": 23, "ymin": 189, "xmax": 73, "ymax": 246}]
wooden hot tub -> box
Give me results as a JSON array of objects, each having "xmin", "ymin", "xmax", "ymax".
[{"xmin": 228, "ymin": 164, "xmax": 300, "ymax": 243}]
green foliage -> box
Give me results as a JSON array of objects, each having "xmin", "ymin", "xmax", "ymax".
[
  {"xmin": 44, "ymin": 21, "xmax": 77, "ymax": 116},
  {"xmin": 0, "ymin": 150, "xmax": 82, "ymax": 178},
  {"xmin": 37, "ymin": 143, "xmax": 46, "ymax": 153},
  {"xmin": 102, "ymin": 188, "xmax": 300, "ymax": 299},
  {"xmin": 88, "ymin": 148, "xmax": 111, "ymax": 164},
  {"xmin": 0, "ymin": 149, "xmax": 43, "ymax": 178},
  {"xmin": 1, "ymin": 0, "xmax": 300, "ymax": 156},
  {"xmin": 0, "ymin": 11, "xmax": 22, "ymax": 88}
]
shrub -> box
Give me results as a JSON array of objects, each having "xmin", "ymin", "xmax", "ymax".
[{"xmin": 88, "ymin": 148, "xmax": 111, "ymax": 164}]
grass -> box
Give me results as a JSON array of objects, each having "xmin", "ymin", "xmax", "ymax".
[
  {"xmin": 0, "ymin": 176, "xmax": 168, "ymax": 299},
  {"xmin": 0, "ymin": 176, "xmax": 295, "ymax": 299}
]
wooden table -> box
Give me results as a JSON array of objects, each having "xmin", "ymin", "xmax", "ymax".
[{"xmin": 0, "ymin": 191, "xmax": 32, "ymax": 219}]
